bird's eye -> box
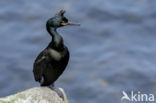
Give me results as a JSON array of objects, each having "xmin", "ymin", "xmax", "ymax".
[{"xmin": 62, "ymin": 17, "xmax": 68, "ymax": 23}]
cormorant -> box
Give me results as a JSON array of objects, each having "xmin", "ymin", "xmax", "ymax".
[{"xmin": 33, "ymin": 10, "xmax": 79, "ymax": 98}]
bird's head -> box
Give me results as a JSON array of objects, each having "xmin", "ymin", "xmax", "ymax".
[{"xmin": 46, "ymin": 10, "xmax": 79, "ymax": 29}]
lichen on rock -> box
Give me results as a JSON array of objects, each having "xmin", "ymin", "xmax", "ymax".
[{"xmin": 0, "ymin": 87, "xmax": 68, "ymax": 103}]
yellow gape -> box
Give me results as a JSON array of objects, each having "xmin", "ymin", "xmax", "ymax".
[{"xmin": 61, "ymin": 22, "xmax": 68, "ymax": 26}]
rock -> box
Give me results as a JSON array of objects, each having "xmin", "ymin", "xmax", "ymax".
[{"xmin": 0, "ymin": 87, "xmax": 68, "ymax": 103}]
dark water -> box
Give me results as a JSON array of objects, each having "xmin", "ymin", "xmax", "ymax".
[{"xmin": 0, "ymin": 0, "xmax": 156, "ymax": 103}]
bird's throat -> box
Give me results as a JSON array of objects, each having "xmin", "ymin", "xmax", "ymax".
[{"xmin": 47, "ymin": 27, "xmax": 64, "ymax": 49}]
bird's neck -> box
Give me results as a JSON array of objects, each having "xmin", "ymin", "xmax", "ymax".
[{"xmin": 47, "ymin": 27, "xmax": 64, "ymax": 49}]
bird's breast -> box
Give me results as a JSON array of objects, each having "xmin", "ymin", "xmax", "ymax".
[{"xmin": 47, "ymin": 47, "xmax": 68, "ymax": 61}]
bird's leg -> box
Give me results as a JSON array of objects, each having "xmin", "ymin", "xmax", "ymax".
[
  {"xmin": 40, "ymin": 76, "xmax": 45, "ymax": 86},
  {"xmin": 48, "ymin": 84, "xmax": 64, "ymax": 100}
]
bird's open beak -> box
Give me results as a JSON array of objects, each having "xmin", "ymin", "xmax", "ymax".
[{"xmin": 61, "ymin": 22, "xmax": 80, "ymax": 26}]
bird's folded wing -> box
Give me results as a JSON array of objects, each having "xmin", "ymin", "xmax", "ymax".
[{"xmin": 33, "ymin": 53, "xmax": 49, "ymax": 82}]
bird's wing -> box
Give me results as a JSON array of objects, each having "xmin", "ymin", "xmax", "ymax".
[{"xmin": 33, "ymin": 51, "xmax": 49, "ymax": 82}]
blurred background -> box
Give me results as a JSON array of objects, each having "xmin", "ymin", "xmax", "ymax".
[{"xmin": 0, "ymin": 0, "xmax": 156, "ymax": 103}]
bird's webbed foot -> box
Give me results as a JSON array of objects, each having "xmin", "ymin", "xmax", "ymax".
[{"xmin": 48, "ymin": 84, "xmax": 64, "ymax": 100}]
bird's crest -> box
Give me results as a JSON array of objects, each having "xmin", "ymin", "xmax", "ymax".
[{"xmin": 57, "ymin": 10, "xmax": 66, "ymax": 16}]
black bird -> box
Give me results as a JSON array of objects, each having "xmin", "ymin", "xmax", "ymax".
[{"xmin": 33, "ymin": 10, "xmax": 79, "ymax": 98}]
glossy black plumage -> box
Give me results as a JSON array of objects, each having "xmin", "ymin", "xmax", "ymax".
[{"xmin": 33, "ymin": 10, "xmax": 70, "ymax": 86}]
